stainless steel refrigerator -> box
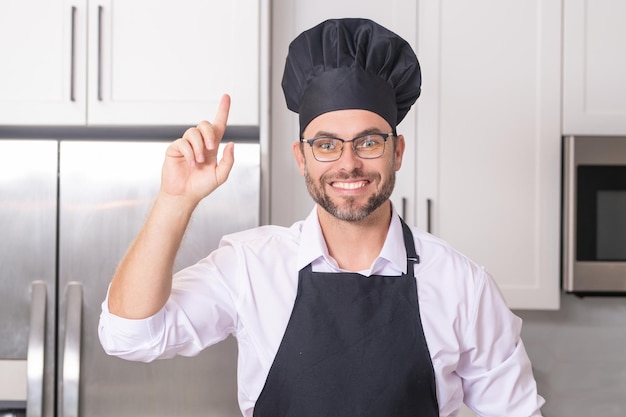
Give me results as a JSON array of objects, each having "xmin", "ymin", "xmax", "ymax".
[{"xmin": 0, "ymin": 138, "xmax": 260, "ymax": 417}]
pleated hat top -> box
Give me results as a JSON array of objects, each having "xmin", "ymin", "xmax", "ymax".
[{"xmin": 281, "ymin": 18, "xmax": 422, "ymax": 135}]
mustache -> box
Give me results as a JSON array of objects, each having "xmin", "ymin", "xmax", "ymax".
[{"xmin": 321, "ymin": 168, "xmax": 379, "ymax": 181}]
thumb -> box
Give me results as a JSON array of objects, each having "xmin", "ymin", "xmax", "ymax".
[{"xmin": 216, "ymin": 142, "xmax": 235, "ymax": 185}]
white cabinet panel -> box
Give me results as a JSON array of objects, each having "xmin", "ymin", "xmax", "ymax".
[
  {"xmin": 563, "ymin": 0, "xmax": 626, "ymax": 135},
  {"xmin": 87, "ymin": 0, "xmax": 259, "ymax": 126},
  {"xmin": 270, "ymin": 0, "xmax": 561, "ymax": 309},
  {"xmin": 0, "ymin": 0, "xmax": 260, "ymax": 126},
  {"xmin": 270, "ymin": 0, "xmax": 418, "ymax": 226},
  {"xmin": 417, "ymin": 0, "xmax": 561, "ymax": 309},
  {"xmin": 0, "ymin": 0, "xmax": 87, "ymax": 124}
]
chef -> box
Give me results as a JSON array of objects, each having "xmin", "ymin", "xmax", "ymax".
[{"xmin": 99, "ymin": 18, "xmax": 545, "ymax": 416}]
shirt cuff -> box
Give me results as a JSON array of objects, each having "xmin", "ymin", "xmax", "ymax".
[{"xmin": 98, "ymin": 296, "xmax": 167, "ymax": 363}]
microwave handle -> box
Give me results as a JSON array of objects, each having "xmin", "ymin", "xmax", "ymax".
[
  {"xmin": 27, "ymin": 281, "xmax": 47, "ymax": 417},
  {"xmin": 61, "ymin": 282, "xmax": 83, "ymax": 417},
  {"xmin": 562, "ymin": 135, "xmax": 576, "ymax": 289}
]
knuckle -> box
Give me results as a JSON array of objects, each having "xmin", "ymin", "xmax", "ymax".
[
  {"xmin": 183, "ymin": 127, "xmax": 198, "ymax": 138},
  {"xmin": 196, "ymin": 120, "xmax": 212, "ymax": 130}
]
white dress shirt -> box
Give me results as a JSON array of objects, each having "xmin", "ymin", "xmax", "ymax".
[{"xmin": 99, "ymin": 206, "xmax": 545, "ymax": 417}]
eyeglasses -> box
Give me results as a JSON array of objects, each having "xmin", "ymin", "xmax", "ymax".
[{"xmin": 301, "ymin": 132, "xmax": 394, "ymax": 162}]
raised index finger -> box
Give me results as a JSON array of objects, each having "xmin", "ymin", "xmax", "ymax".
[{"xmin": 212, "ymin": 94, "xmax": 231, "ymax": 140}]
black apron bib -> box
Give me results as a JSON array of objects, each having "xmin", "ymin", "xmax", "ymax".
[{"xmin": 253, "ymin": 219, "xmax": 438, "ymax": 417}]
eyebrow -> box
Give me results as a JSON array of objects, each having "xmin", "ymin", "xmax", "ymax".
[{"xmin": 310, "ymin": 127, "xmax": 386, "ymax": 139}]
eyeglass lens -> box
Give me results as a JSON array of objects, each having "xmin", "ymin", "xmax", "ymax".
[{"xmin": 309, "ymin": 134, "xmax": 387, "ymax": 161}]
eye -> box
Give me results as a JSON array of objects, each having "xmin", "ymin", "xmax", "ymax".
[
  {"xmin": 314, "ymin": 138, "xmax": 338, "ymax": 152},
  {"xmin": 355, "ymin": 135, "xmax": 382, "ymax": 149}
]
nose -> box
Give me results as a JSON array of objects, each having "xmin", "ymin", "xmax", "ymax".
[{"xmin": 337, "ymin": 141, "xmax": 363, "ymax": 169}]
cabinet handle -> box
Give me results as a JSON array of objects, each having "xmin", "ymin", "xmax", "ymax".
[
  {"xmin": 27, "ymin": 281, "xmax": 47, "ymax": 417},
  {"xmin": 426, "ymin": 198, "xmax": 433, "ymax": 234},
  {"xmin": 70, "ymin": 6, "xmax": 77, "ymax": 102},
  {"xmin": 401, "ymin": 197, "xmax": 407, "ymax": 220},
  {"xmin": 97, "ymin": 6, "xmax": 104, "ymax": 101},
  {"xmin": 61, "ymin": 282, "xmax": 83, "ymax": 417}
]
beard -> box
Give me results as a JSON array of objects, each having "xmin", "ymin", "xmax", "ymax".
[{"xmin": 304, "ymin": 164, "xmax": 396, "ymax": 222}]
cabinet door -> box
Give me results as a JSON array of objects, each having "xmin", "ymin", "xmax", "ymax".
[
  {"xmin": 563, "ymin": 0, "xmax": 626, "ymax": 135},
  {"xmin": 269, "ymin": 0, "xmax": 418, "ymax": 226},
  {"xmin": 416, "ymin": 0, "xmax": 561, "ymax": 309},
  {"xmin": 0, "ymin": 0, "xmax": 87, "ymax": 125},
  {"xmin": 87, "ymin": 0, "xmax": 260, "ymax": 126}
]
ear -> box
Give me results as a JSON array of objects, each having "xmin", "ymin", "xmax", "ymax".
[
  {"xmin": 292, "ymin": 141, "xmax": 306, "ymax": 176},
  {"xmin": 393, "ymin": 134, "xmax": 406, "ymax": 171}
]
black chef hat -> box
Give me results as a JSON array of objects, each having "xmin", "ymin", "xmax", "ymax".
[{"xmin": 282, "ymin": 18, "xmax": 421, "ymax": 135}]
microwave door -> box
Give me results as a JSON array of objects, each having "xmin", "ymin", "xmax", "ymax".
[{"xmin": 563, "ymin": 136, "xmax": 626, "ymax": 293}]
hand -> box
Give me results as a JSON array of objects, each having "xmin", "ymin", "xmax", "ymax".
[{"xmin": 160, "ymin": 94, "xmax": 234, "ymax": 203}]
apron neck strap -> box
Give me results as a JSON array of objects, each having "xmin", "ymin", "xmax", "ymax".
[{"xmin": 399, "ymin": 217, "xmax": 420, "ymax": 277}]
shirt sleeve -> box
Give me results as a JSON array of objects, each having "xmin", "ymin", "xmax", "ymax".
[
  {"xmin": 98, "ymin": 243, "xmax": 240, "ymax": 363},
  {"xmin": 457, "ymin": 269, "xmax": 545, "ymax": 417}
]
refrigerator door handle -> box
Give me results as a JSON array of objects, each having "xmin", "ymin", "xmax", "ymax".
[
  {"xmin": 27, "ymin": 281, "xmax": 47, "ymax": 417},
  {"xmin": 61, "ymin": 282, "xmax": 83, "ymax": 417}
]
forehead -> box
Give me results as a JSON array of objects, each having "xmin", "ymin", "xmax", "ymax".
[{"xmin": 303, "ymin": 109, "xmax": 392, "ymax": 137}]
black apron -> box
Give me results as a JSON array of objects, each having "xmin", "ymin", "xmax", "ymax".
[{"xmin": 253, "ymin": 219, "xmax": 439, "ymax": 417}]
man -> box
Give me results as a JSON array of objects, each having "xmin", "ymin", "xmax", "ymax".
[{"xmin": 99, "ymin": 18, "xmax": 545, "ymax": 416}]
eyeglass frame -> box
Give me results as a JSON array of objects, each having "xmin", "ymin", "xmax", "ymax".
[{"xmin": 300, "ymin": 132, "xmax": 396, "ymax": 162}]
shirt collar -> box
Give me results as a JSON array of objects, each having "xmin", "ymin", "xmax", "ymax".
[
  {"xmin": 296, "ymin": 205, "xmax": 407, "ymax": 275},
  {"xmin": 378, "ymin": 210, "xmax": 408, "ymax": 274},
  {"xmin": 297, "ymin": 207, "xmax": 330, "ymax": 271}
]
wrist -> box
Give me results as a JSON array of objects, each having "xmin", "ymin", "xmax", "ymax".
[{"xmin": 153, "ymin": 191, "xmax": 199, "ymax": 224}]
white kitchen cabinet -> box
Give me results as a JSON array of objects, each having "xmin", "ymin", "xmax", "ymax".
[
  {"xmin": 0, "ymin": 0, "xmax": 85, "ymax": 125},
  {"xmin": 562, "ymin": 0, "xmax": 626, "ymax": 135},
  {"xmin": 416, "ymin": 0, "xmax": 562, "ymax": 309},
  {"xmin": 270, "ymin": 0, "xmax": 561, "ymax": 309},
  {"xmin": 0, "ymin": 0, "xmax": 260, "ymax": 126},
  {"xmin": 270, "ymin": 0, "xmax": 418, "ymax": 226}
]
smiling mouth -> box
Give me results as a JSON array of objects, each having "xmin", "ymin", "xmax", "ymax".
[{"xmin": 330, "ymin": 180, "xmax": 369, "ymax": 190}]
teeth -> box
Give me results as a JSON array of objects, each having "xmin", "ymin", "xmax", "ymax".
[{"xmin": 333, "ymin": 181, "xmax": 367, "ymax": 190}]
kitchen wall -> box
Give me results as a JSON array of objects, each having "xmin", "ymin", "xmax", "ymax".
[{"xmin": 516, "ymin": 295, "xmax": 626, "ymax": 416}]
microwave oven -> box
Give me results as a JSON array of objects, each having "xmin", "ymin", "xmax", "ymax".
[{"xmin": 563, "ymin": 136, "xmax": 626, "ymax": 294}]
